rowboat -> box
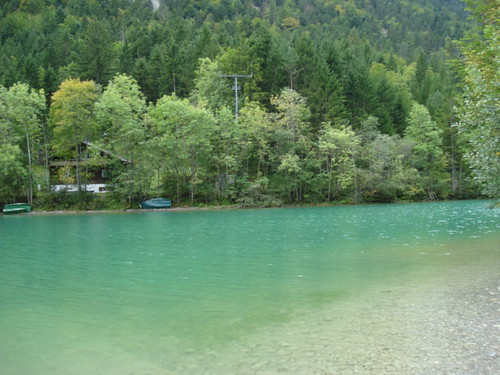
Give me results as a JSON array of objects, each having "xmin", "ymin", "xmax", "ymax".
[
  {"xmin": 140, "ymin": 198, "xmax": 172, "ymax": 209},
  {"xmin": 3, "ymin": 203, "xmax": 32, "ymax": 214}
]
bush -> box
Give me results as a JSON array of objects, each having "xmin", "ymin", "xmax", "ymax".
[
  {"xmin": 34, "ymin": 191, "xmax": 125, "ymax": 211},
  {"xmin": 236, "ymin": 176, "xmax": 282, "ymax": 208}
]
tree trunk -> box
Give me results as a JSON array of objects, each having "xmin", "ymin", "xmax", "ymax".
[
  {"xmin": 43, "ymin": 125, "xmax": 50, "ymax": 191},
  {"xmin": 76, "ymin": 144, "xmax": 81, "ymax": 191},
  {"xmin": 24, "ymin": 131, "xmax": 33, "ymax": 205},
  {"xmin": 450, "ymin": 123, "xmax": 459, "ymax": 194},
  {"xmin": 327, "ymin": 157, "xmax": 332, "ymax": 201}
]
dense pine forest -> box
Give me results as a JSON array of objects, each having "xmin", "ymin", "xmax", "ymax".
[{"xmin": 0, "ymin": 0, "xmax": 498, "ymax": 209}]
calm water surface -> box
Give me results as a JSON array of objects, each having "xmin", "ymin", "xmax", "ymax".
[{"xmin": 0, "ymin": 200, "xmax": 498, "ymax": 374}]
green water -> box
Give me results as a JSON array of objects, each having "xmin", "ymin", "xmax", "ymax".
[{"xmin": 0, "ymin": 201, "xmax": 498, "ymax": 374}]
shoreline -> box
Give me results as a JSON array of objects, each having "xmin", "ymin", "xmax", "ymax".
[
  {"xmin": 5, "ymin": 203, "xmax": 319, "ymax": 216},
  {"xmin": 4, "ymin": 198, "xmax": 495, "ymax": 216},
  {"xmin": 20, "ymin": 205, "xmax": 230, "ymax": 216}
]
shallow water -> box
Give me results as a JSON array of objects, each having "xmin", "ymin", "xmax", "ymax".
[{"xmin": 0, "ymin": 200, "xmax": 498, "ymax": 374}]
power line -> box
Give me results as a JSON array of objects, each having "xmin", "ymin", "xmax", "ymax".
[{"xmin": 220, "ymin": 73, "xmax": 252, "ymax": 122}]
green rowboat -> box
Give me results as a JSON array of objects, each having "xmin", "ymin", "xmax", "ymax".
[
  {"xmin": 140, "ymin": 198, "xmax": 172, "ymax": 209},
  {"xmin": 3, "ymin": 203, "xmax": 32, "ymax": 214}
]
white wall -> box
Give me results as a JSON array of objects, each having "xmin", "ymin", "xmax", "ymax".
[{"xmin": 50, "ymin": 184, "xmax": 109, "ymax": 194}]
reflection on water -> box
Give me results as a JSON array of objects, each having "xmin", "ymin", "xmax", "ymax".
[{"xmin": 0, "ymin": 200, "xmax": 498, "ymax": 374}]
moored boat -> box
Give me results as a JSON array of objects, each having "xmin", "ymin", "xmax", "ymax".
[
  {"xmin": 3, "ymin": 203, "xmax": 32, "ymax": 214},
  {"xmin": 140, "ymin": 198, "xmax": 172, "ymax": 209}
]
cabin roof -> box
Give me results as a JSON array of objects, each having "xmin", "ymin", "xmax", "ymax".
[
  {"xmin": 83, "ymin": 141, "xmax": 132, "ymax": 164},
  {"xmin": 49, "ymin": 141, "xmax": 132, "ymax": 167}
]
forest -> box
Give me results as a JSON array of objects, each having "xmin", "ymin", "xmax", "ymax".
[{"xmin": 0, "ymin": 0, "xmax": 498, "ymax": 209}]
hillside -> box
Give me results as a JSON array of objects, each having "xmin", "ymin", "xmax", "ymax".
[
  {"xmin": 1, "ymin": 0, "xmax": 489, "ymax": 208},
  {"xmin": 1, "ymin": 0, "xmax": 469, "ymax": 107}
]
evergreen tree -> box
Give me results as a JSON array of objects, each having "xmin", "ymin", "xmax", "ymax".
[{"xmin": 77, "ymin": 18, "xmax": 117, "ymax": 84}]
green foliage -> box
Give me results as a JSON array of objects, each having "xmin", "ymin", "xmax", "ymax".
[
  {"xmin": 49, "ymin": 78, "xmax": 100, "ymax": 190},
  {"xmin": 147, "ymin": 94, "xmax": 216, "ymax": 203},
  {"xmin": 455, "ymin": 0, "xmax": 499, "ymax": 198},
  {"xmin": 35, "ymin": 190, "xmax": 117, "ymax": 211},
  {"xmin": 0, "ymin": 144, "xmax": 27, "ymax": 203},
  {"xmin": 0, "ymin": 0, "xmax": 492, "ymax": 208},
  {"xmin": 319, "ymin": 122, "xmax": 360, "ymax": 200},
  {"xmin": 236, "ymin": 175, "xmax": 282, "ymax": 208},
  {"xmin": 50, "ymin": 79, "xmax": 100, "ymax": 155},
  {"xmin": 0, "ymin": 83, "xmax": 46, "ymax": 203},
  {"xmin": 191, "ymin": 58, "xmax": 232, "ymax": 112},
  {"xmin": 76, "ymin": 18, "xmax": 118, "ymax": 84},
  {"xmin": 93, "ymin": 74, "xmax": 148, "ymax": 203},
  {"xmin": 405, "ymin": 103, "xmax": 443, "ymax": 160},
  {"xmin": 405, "ymin": 103, "xmax": 447, "ymax": 200},
  {"xmin": 238, "ymin": 101, "xmax": 272, "ymax": 176},
  {"xmin": 269, "ymin": 88, "xmax": 312, "ymax": 201},
  {"xmin": 95, "ymin": 74, "xmax": 146, "ymax": 160},
  {"xmin": 270, "ymin": 88, "xmax": 311, "ymax": 152},
  {"xmin": 356, "ymin": 132, "xmax": 420, "ymax": 202},
  {"xmin": 210, "ymin": 106, "xmax": 240, "ymax": 198},
  {"xmin": 0, "ymin": 82, "xmax": 45, "ymax": 149}
]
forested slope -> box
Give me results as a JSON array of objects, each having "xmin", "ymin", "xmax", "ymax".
[
  {"xmin": 1, "ymin": 0, "xmax": 493, "ymax": 208},
  {"xmin": 1, "ymin": 0, "xmax": 469, "ymax": 111}
]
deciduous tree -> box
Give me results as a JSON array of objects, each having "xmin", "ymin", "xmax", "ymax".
[
  {"xmin": 270, "ymin": 88, "xmax": 312, "ymax": 201},
  {"xmin": 319, "ymin": 122, "xmax": 360, "ymax": 200},
  {"xmin": 0, "ymin": 144, "xmax": 26, "ymax": 203},
  {"xmin": 405, "ymin": 103, "xmax": 446, "ymax": 200},
  {"xmin": 94, "ymin": 74, "xmax": 147, "ymax": 202},
  {"xmin": 455, "ymin": 0, "xmax": 499, "ymax": 198},
  {"xmin": 147, "ymin": 95, "xmax": 216, "ymax": 203},
  {"xmin": 49, "ymin": 78, "xmax": 100, "ymax": 191},
  {"xmin": 0, "ymin": 83, "xmax": 45, "ymax": 203}
]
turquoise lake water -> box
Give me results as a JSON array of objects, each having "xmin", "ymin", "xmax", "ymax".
[{"xmin": 0, "ymin": 200, "xmax": 498, "ymax": 374}]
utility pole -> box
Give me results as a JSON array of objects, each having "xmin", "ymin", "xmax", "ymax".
[{"xmin": 220, "ymin": 73, "xmax": 252, "ymax": 121}]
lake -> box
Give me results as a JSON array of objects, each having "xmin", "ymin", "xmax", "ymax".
[{"xmin": 0, "ymin": 200, "xmax": 498, "ymax": 374}]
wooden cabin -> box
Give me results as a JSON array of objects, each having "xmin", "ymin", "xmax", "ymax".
[{"xmin": 49, "ymin": 142, "xmax": 131, "ymax": 193}]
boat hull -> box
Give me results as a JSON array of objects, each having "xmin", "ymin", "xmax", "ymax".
[
  {"xmin": 140, "ymin": 198, "xmax": 172, "ymax": 209},
  {"xmin": 3, "ymin": 203, "xmax": 32, "ymax": 214}
]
